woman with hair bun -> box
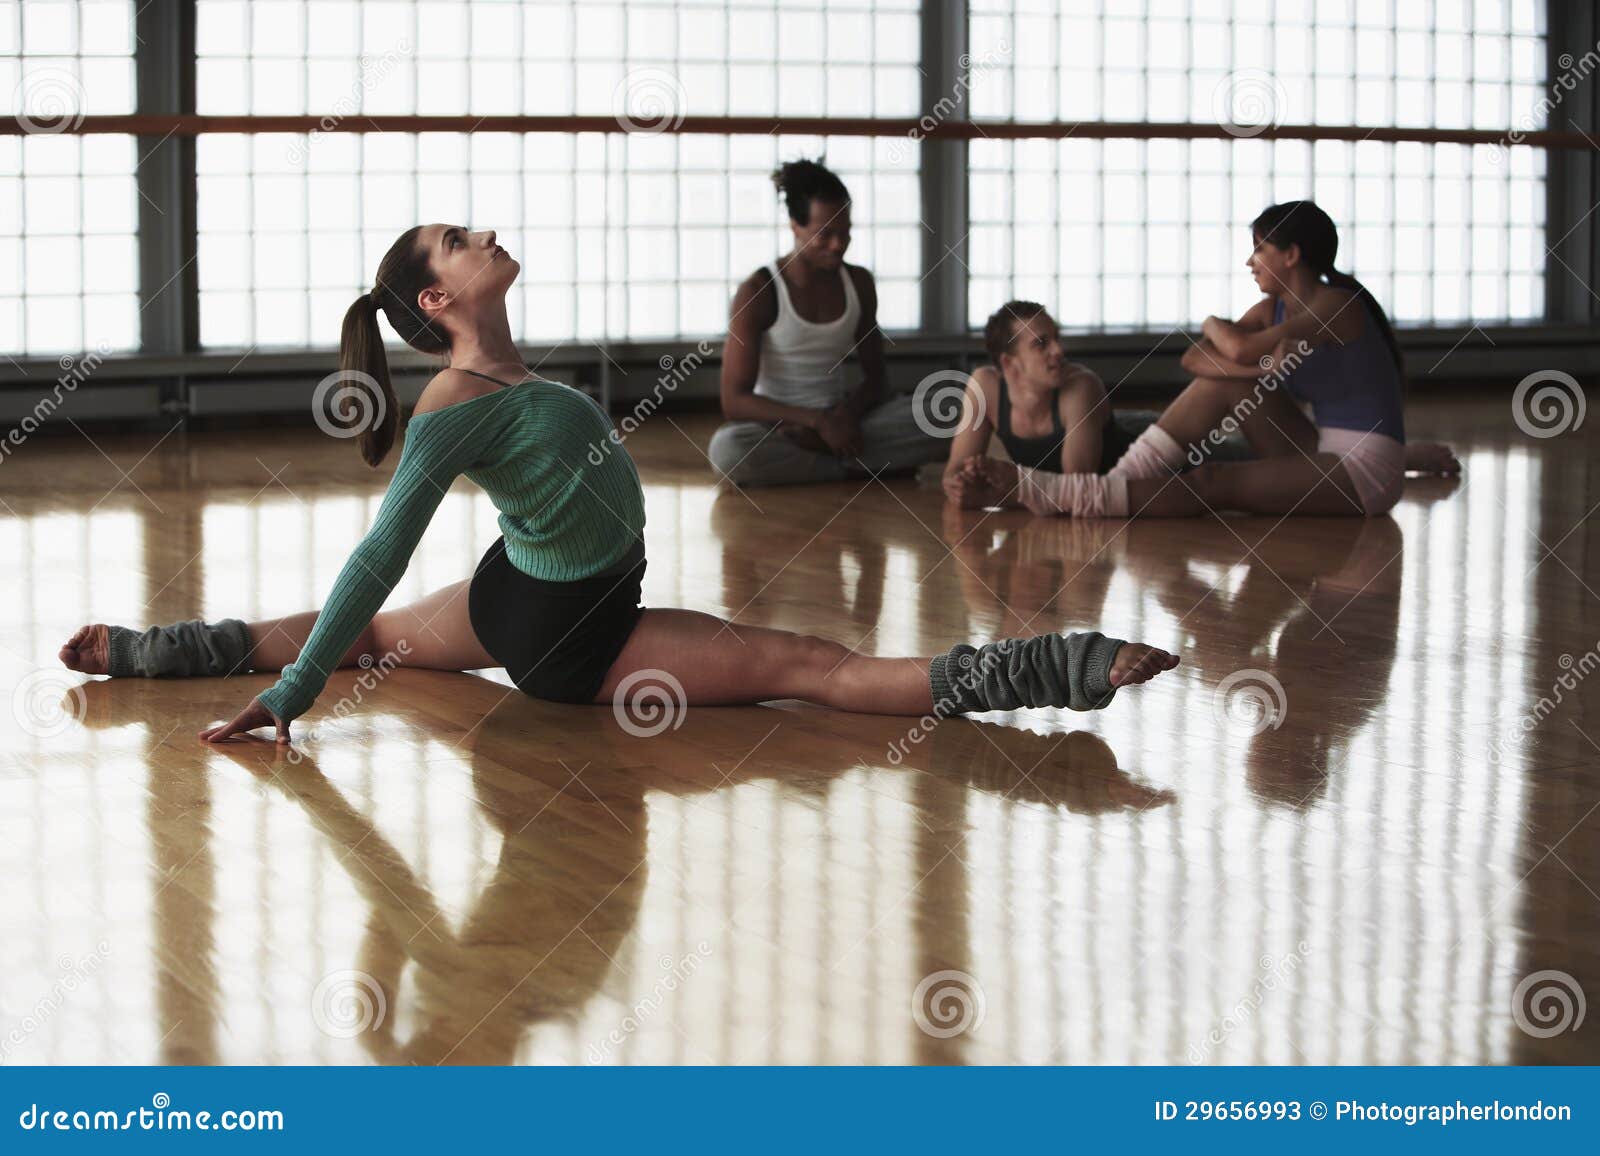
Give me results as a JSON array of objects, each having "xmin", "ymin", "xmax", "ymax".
[{"xmin": 708, "ymin": 157, "xmax": 948, "ymax": 487}]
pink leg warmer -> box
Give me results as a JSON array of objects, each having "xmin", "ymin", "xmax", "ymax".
[
  {"xmin": 1015, "ymin": 467, "xmax": 1130, "ymax": 518},
  {"xmin": 1108, "ymin": 423, "xmax": 1186, "ymax": 481}
]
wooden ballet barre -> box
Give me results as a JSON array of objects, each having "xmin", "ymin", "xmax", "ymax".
[{"xmin": 3, "ymin": 114, "xmax": 1593, "ymax": 150}]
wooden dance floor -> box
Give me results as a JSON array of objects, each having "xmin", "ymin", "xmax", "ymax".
[{"xmin": 1, "ymin": 394, "xmax": 1596, "ymax": 1065}]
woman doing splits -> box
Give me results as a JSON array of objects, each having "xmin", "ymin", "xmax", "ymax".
[{"xmin": 60, "ymin": 223, "xmax": 1178, "ymax": 743}]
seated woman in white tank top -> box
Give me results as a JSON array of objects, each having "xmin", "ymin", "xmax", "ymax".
[{"xmin": 707, "ymin": 158, "xmax": 948, "ymax": 488}]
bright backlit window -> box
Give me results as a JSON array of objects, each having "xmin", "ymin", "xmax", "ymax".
[
  {"xmin": 0, "ymin": 0, "xmax": 139, "ymax": 356},
  {"xmin": 966, "ymin": 0, "xmax": 1549, "ymax": 328},
  {"xmin": 193, "ymin": 1, "xmax": 923, "ymax": 348}
]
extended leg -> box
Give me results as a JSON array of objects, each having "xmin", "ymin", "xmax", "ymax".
[
  {"xmin": 245, "ymin": 577, "xmax": 497, "ymax": 672},
  {"xmin": 61, "ymin": 578, "xmax": 496, "ymax": 677},
  {"xmin": 593, "ymin": 608, "xmax": 1177, "ymax": 715}
]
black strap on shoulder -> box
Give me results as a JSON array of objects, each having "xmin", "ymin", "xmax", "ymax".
[{"xmin": 454, "ymin": 367, "xmax": 523, "ymax": 389}]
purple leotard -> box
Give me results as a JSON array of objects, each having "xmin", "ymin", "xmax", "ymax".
[{"xmin": 1273, "ymin": 296, "xmax": 1405, "ymax": 443}]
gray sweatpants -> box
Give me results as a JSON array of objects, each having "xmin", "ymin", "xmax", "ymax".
[{"xmin": 707, "ymin": 392, "xmax": 950, "ymax": 488}]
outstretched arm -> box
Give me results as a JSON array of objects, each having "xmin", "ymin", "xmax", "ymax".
[
  {"xmin": 941, "ymin": 369, "xmax": 996, "ymax": 496},
  {"xmin": 1056, "ymin": 363, "xmax": 1111, "ymax": 474},
  {"xmin": 839, "ymin": 265, "xmax": 886, "ymax": 419},
  {"xmin": 202, "ymin": 412, "xmax": 488, "ymax": 740}
]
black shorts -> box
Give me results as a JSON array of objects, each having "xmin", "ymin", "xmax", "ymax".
[{"xmin": 467, "ymin": 536, "xmax": 648, "ymax": 704}]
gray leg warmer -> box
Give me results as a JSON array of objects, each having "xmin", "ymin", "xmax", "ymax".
[
  {"xmin": 929, "ymin": 631, "xmax": 1126, "ymax": 715},
  {"xmin": 106, "ymin": 618, "xmax": 255, "ymax": 678}
]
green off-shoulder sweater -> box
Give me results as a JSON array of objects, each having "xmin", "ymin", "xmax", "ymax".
[{"xmin": 256, "ymin": 378, "xmax": 646, "ymax": 723}]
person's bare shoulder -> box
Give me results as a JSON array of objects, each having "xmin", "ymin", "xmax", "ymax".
[
  {"xmin": 1061, "ymin": 360, "xmax": 1103, "ymax": 385},
  {"xmin": 730, "ymin": 266, "xmax": 780, "ymax": 330},
  {"xmin": 969, "ymin": 364, "xmax": 1002, "ymax": 417},
  {"xmin": 412, "ymin": 368, "xmax": 498, "ymax": 417},
  {"xmin": 844, "ymin": 262, "xmax": 876, "ymax": 295},
  {"xmin": 1236, "ymin": 295, "xmax": 1276, "ymax": 329},
  {"xmin": 1311, "ymin": 285, "xmax": 1365, "ymax": 343}
]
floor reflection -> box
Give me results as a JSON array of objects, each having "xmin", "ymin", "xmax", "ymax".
[
  {"xmin": 104, "ymin": 682, "xmax": 1171, "ymax": 1065},
  {"xmin": 0, "ymin": 403, "xmax": 1595, "ymax": 1063}
]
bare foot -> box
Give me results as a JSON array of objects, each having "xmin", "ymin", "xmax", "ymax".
[
  {"xmin": 1109, "ymin": 642, "xmax": 1181, "ymax": 688},
  {"xmin": 60, "ymin": 623, "xmax": 111, "ymax": 675},
  {"xmin": 1405, "ymin": 441, "xmax": 1461, "ymax": 476}
]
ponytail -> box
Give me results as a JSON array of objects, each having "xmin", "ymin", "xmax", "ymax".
[
  {"xmin": 1250, "ymin": 200, "xmax": 1405, "ymax": 380},
  {"xmin": 338, "ymin": 289, "xmax": 400, "ymax": 468},
  {"xmin": 335, "ymin": 225, "xmax": 450, "ymax": 468},
  {"xmin": 1323, "ymin": 268, "xmax": 1404, "ymax": 377}
]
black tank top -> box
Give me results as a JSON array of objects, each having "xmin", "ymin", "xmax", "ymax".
[
  {"xmin": 996, "ymin": 374, "xmax": 1066, "ymax": 469},
  {"xmin": 993, "ymin": 372, "xmax": 1132, "ymax": 475}
]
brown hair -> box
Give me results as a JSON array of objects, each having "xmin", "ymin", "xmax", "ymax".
[
  {"xmin": 337, "ymin": 225, "xmax": 448, "ymax": 467},
  {"xmin": 1251, "ymin": 200, "xmax": 1404, "ymax": 376},
  {"xmin": 983, "ymin": 300, "xmax": 1051, "ymax": 366}
]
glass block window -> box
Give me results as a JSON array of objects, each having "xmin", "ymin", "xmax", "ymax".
[
  {"xmin": 0, "ymin": 0, "xmax": 139, "ymax": 356},
  {"xmin": 196, "ymin": 130, "xmax": 919, "ymax": 349},
  {"xmin": 193, "ymin": 0, "xmax": 923, "ymax": 347},
  {"xmin": 966, "ymin": 0, "xmax": 1550, "ymax": 329},
  {"xmin": 970, "ymin": 136, "xmax": 1546, "ymax": 330},
  {"xmin": 196, "ymin": 0, "xmax": 921, "ymax": 119}
]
